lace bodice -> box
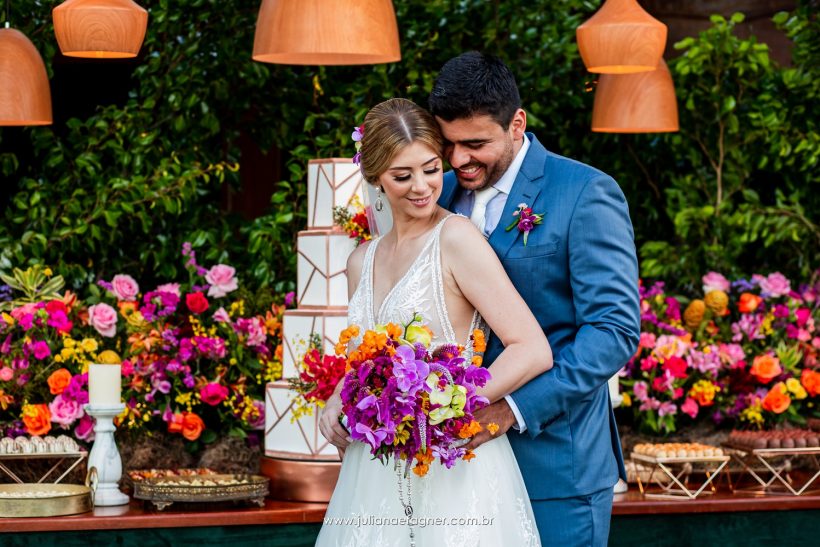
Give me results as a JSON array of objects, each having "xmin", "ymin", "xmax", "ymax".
[{"xmin": 348, "ymin": 214, "xmax": 482, "ymax": 347}]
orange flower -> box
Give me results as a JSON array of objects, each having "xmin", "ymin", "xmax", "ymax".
[
  {"xmin": 762, "ymin": 382, "xmax": 791, "ymax": 414},
  {"xmin": 462, "ymin": 450, "xmax": 476, "ymax": 462},
  {"xmin": 47, "ymin": 368, "xmax": 72, "ymax": 395},
  {"xmin": 415, "ymin": 450, "xmax": 435, "ymax": 465},
  {"xmin": 22, "ymin": 404, "xmax": 51, "ymax": 436},
  {"xmin": 182, "ymin": 412, "xmax": 205, "ymax": 441},
  {"xmin": 412, "ymin": 463, "xmax": 430, "ymax": 477},
  {"xmin": 750, "ymin": 354, "xmax": 783, "ymax": 384},
  {"xmin": 385, "ymin": 323, "xmax": 403, "ymax": 340},
  {"xmin": 801, "ymin": 369, "xmax": 820, "ymax": 397},
  {"xmin": 458, "ymin": 420, "xmax": 483, "ymax": 439},
  {"xmin": 472, "ymin": 329, "xmax": 487, "ymax": 354},
  {"xmin": 486, "ymin": 423, "xmax": 500, "ymax": 435},
  {"xmin": 167, "ymin": 413, "xmax": 184, "ymax": 434},
  {"xmin": 683, "ymin": 300, "xmax": 706, "ymax": 330},
  {"xmin": 738, "ymin": 293, "xmax": 763, "ymax": 313}
]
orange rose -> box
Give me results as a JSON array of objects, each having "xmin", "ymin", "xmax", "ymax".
[
  {"xmin": 750, "ymin": 354, "xmax": 783, "ymax": 384},
  {"xmin": 801, "ymin": 369, "xmax": 820, "ymax": 397},
  {"xmin": 762, "ymin": 383, "xmax": 791, "ymax": 414},
  {"xmin": 738, "ymin": 293, "xmax": 763, "ymax": 313},
  {"xmin": 167, "ymin": 413, "xmax": 184, "ymax": 434},
  {"xmin": 181, "ymin": 412, "xmax": 205, "ymax": 441},
  {"xmin": 47, "ymin": 368, "xmax": 73, "ymax": 395},
  {"xmin": 22, "ymin": 404, "xmax": 51, "ymax": 436}
]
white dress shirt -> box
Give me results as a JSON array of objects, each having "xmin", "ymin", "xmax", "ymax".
[{"xmin": 453, "ymin": 136, "xmax": 531, "ymax": 432}]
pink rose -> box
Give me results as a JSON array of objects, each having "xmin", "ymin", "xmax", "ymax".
[
  {"xmin": 213, "ymin": 307, "xmax": 231, "ymax": 324},
  {"xmin": 10, "ymin": 302, "xmax": 38, "ymax": 321},
  {"xmin": 200, "ymin": 383, "xmax": 229, "ymax": 406},
  {"xmin": 87, "ymin": 303, "xmax": 118, "ymax": 338},
  {"xmin": 0, "ymin": 366, "xmax": 13, "ymax": 381},
  {"xmin": 156, "ymin": 283, "xmax": 181, "ymax": 297},
  {"xmin": 48, "ymin": 394, "xmax": 84, "ymax": 426},
  {"xmin": 205, "ymin": 265, "xmax": 238, "ymax": 298},
  {"xmin": 74, "ymin": 414, "xmax": 95, "ymax": 442},
  {"xmin": 756, "ymin": 272, "xmax": 791, "ymax": 298},
  {"xmin": 702, "ymin": 272, "xmax": 731, "ymax": 294},
  {"xmin": 111, "ymin": 274, "xmax": 140, "ymax": 301},
  {"xmin": 681, "ymin": 397, "xmax": 699, "ymax": 419}
]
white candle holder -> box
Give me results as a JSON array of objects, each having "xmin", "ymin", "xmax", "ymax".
[{"xmin": 84, "ymin": 403, "xmax": 129, "ymax": 506}]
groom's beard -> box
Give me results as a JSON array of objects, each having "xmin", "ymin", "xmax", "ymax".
[{"xmin": 455, "ymin": 138, "xmax": 515, "ymax": 192}]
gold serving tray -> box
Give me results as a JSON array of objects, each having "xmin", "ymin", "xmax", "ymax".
[
  {"xmin": 133, "ymin": 474, "xmax": 269, "ymax": 510},
  {"xmin": 0, "ymin": 483, "xmax": 93, "ymax": 518}
]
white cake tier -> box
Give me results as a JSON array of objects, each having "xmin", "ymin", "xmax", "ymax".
[
  {"xmin": 307, "ymin": 158, "xmax": 365, "ymax": 229},
  {"xmin": 264, "ymin": 381, "xmax": 339, "ymax": 460},
  {"xmin": 281, "ymin": 309, "xmax": 349, "ymax": 379},
  {"xmin": 297, "ymin": 228, "xmax": 357, "ymax": 309}
]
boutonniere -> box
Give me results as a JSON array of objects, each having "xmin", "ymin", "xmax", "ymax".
[{"xmin": 505, "ymin": 203, "xmax": 545, "ymax": 246}]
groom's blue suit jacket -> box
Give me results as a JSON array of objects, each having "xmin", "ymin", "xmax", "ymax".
[{"xmin": 439, "ymin": 133, "xmax": 640, "ymax": 499}]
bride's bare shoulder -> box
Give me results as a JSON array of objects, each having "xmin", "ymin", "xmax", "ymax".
[
  {"xmin": 346, "ymin": 239, "xmax": 372, "ymax": 283},
  {"xmin": 440, "ymin": 215, "xmax": 490, "ymax": 255}
]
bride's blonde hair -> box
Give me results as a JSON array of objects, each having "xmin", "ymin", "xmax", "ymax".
[{"xmin": 359, "ymin": 98, "xmax": 444, "ymax": 185}]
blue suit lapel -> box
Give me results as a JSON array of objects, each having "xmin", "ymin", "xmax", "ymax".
[
  {"xmin": 488, "ymin": 133, "xmax": 548, "ymax": 259},
  {"xmin": 438, "ymin": 170, "xmax": 459, "ymax": 211}
]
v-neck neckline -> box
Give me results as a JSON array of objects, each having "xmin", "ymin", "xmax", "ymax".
[{"xmin": 369, "ymin": 215, "xmax": 450, "ymax": 324}]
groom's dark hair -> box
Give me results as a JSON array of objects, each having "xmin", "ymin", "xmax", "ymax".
[{"xmin": 429, "ymin": 52, "xmax": 521, "ymax": 129}]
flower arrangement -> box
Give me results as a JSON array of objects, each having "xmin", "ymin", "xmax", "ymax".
[
  {"xmin": 505, "ymin": 203, "xmax": 544, "ymax": 246},
  {"xmin": 333, "ymin": 194, "xmax": 371, "ymax": 246},
  {"xmin": 620, "ymin": 271, "xmax": 819, "ymax": 434},
  {"xmin": 337, "ymin": 316, "xmax": 493, "ymax": 477},
  {"xmin": 288, "ymin": 333, "xmax": 348, "ymax": 421},
  {"xmin": 0, "ymin": 248, "xmax": 294, "ymax": 447},
  {"xmin": 0, "ymin": 266, "xmax": 95, "ymax": 441}
]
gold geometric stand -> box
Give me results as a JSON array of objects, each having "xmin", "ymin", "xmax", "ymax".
[
  {"xmin": 0, "ymin": 451, "xmax": 87, "ymax": 484},
  {"xmin": 725, "ymin": 445, "xmax": 820, "ymax": 496},
  {"xmin": 632, "ymin": 453, "xmax": 730, "ymax": 500}
]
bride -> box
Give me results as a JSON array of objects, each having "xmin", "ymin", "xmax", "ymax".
[{"xmin": 316, "ymin": 98, "xmax": 552, "ymax": 546}]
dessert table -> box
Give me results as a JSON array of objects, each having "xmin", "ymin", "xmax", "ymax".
[{"xmin": 3, "ymin": 488, "xmax": 820, "ymax": 545}]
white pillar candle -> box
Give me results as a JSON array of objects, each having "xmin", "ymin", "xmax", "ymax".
[{"xmin": 88, "ymin": 363, "xmax": 122, "ymax": 406}]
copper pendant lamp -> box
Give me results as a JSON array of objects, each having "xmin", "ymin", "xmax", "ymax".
[
  {"xmin": 53, "ymin": 0, "xmax": 148, "ymax": 59},
  {"xmin": 253, "ymin": 0, "xmax": 401, "ymax": 65},
  {"xmin": 0, "ymin": 27, "xmax": 52, "ymax": 126},
  {"xmin": 591, "ymin": 59, "xmax": 678, "ymax": 133},
  {"xmin": 577, "ymin": 0, "xmax": 667, "ymax": 74}
]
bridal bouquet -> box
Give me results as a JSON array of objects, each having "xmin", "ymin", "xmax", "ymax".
[{"xmin": 337, "ymin": 317, "xmax": 492, "ymax": 477}]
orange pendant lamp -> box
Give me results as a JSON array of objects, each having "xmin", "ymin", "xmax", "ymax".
[
  {"xmin": 577, "ymin": 0, "xmax": 667, "ymax": 74},
  {"xmin": 53, "ymin": 0, "xmax": 148, "ymax": 58},
  {"xmin": 591, "ymin": 59, "xmax": 678, "ymax": 133},
  {"xmin": 253, "ymin": 0, "xmax": 400, "ymax": 65},
  {"xmin": 0, "ymin": 27, "xmax": 52, "ymax": 125}
]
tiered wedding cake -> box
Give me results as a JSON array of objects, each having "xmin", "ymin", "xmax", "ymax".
[{"xmin": 264, "ymin": 159, "xmax": 364, "ymax": 465}]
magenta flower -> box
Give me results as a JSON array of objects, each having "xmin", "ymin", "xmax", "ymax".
[
  {"xmin": 200, "ymin": 382, "xmax": 229, "ymax": 406},
  {"xmin": 681, "ymin": 397, "xmax": 699, "ymax": 419},
  {"xmin": 49, "ymin": 395, "xmax": 84, "ymax": 426},
  {"xmin": 74, "ymin": 414, "xmax": 95, "ymax": 442}
]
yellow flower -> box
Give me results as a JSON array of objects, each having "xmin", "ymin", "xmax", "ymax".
[
  {"xmin": 487, "ymin": 423, "xmax": 500, "ymax": 435},
  {"xmin": 621, "ymin": 392, "xmax": 632, "ymax": 407},
  {"xmin": 1, "ymin": 313, "xmax": 14, "ymax": 326},
  {"xmin": 683, "ymin": 300, "xmax": 706, "ymax": 330},
  {"xmin": 81, "ymin": 338, "xmax": 99, "ymax": 353},
  {"xmin": 704, "ymin": 290, "xmax": 729, "ymax": 315},
  {"xmin": 43, "ymin": 267, "xmax": 53, "ymax": 277},
  {"xmin": 786, "ymin": 377, "xmax": 808, "ymax": 400}
]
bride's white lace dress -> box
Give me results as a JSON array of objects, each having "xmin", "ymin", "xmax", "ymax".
[{"xmin": 315, "ymin": 215, "xmax": 541, "ymax": 547}]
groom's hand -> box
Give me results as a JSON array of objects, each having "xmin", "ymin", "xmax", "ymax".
[
  {"xmin": 319, "ymin": 389, "xmax": 351, "ymax": 449},
  {"xmin": 464, "ymin": 399, "xmax": 516, "ymax": 451}
]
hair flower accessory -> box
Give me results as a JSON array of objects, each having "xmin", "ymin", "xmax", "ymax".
[
  {"xmin": 351, "ymin": 123, "xmax": 365, "ymax": 165},
  {"xmin": 505, "ymin": 203, "xmax": 544, "ymax": 246}
]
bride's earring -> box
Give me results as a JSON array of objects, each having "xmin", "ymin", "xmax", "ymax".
[{"xmin": 375, "ymin": 187, "xmax": 384, "ymax": 212}]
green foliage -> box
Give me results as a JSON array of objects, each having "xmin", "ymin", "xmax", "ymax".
[
  {"xmin": 0, "ymin": 1, "xmax": 817, "ymax": 293},
  {"xmin": 636, "ymin": 10, "xmax": 820, "ymax": 287}
]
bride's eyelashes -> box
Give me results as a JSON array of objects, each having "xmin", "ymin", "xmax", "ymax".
[{"xmin": 392, "ymin": 167, "xmax": 440, "ymax": 182}]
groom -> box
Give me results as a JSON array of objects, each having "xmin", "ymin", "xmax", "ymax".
[{"xmin": 431, "ymin": 52, "xmax": 640, "ymax": 546}]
